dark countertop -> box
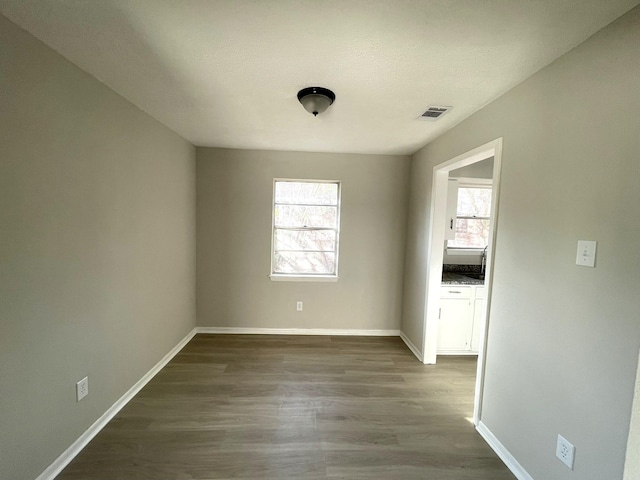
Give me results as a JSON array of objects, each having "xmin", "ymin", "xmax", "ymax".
[{"xmin": 441, "ymin": 272, "xmax": 484, "ymax": 285}]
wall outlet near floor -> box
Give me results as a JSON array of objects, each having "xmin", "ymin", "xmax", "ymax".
[
  {"xmin": 296, "ymin": 301, "xmax": 303, "ymax": 311},
  {"xmin": 76, "ymin": 376, "xmax": 89, "ymax": 402},
  {"xmin": 556, "ymin": 434, "xmax": 575, "ymax": 469}
]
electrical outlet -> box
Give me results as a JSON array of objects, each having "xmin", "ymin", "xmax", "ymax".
[
  {"xmin": 556, "ymin": 434, "xmax": 575, "ymax": 469},
  {"xmin": 576, "ymin": 240, "xmax": 597, "ymax": 267},
  {"xmin": 296, "ymin": 301, "xmax": 303, "ymax": 311},
  {"xmin": 76, "ymin": 376, "xmax": 89, "ymax": 402}
]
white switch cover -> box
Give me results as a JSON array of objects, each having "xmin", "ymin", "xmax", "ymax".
[
  {"xmin": 296, "ymin": 301, "xmax": 303, "ymax": 311},
  {"xmin": 576, "ymin": 240, "xmax": 597, "ymax": 267}
]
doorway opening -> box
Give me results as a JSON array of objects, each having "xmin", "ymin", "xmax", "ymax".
[{"xmin": 421, "ymin": 138, "xmax": 503, "ymax": 425}]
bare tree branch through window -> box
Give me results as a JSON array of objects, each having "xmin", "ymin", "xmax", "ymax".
[{"xmin": 272, "ymin": 180, "xmax": 340, "ymax": 276}]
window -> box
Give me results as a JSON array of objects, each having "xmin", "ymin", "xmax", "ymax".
[
  {"xmin": 447, "ymin": 185, "xmax": 492, "ymax": 249},
  {"xmin": 271, "ymin": 179, "xmax": 340, "ymax": 279}
]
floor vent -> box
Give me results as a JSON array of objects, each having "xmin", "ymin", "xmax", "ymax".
[{"xmin": 420, "ymin": 106, "xmax": 452, "ymax": 121}]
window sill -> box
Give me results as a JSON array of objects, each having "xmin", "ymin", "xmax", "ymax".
[
  {"xmin": 446, "ymin": 248, "xmax": 484, "ymax": 256},
  {"xmin": 270, "ymin": 274, "xmax": 338, "ymax": 282}
]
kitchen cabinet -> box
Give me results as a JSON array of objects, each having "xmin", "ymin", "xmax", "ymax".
[
  {"xmin": 437, "ymin": 285, "xmax": 485, "ymax": 354},
  {"xmin": 471, "ymin": 287, "xmax": 485, "ymax": 351}
]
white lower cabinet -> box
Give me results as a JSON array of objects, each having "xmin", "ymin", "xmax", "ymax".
[
  {"xmin": 471, "ymin": 287, "xmax": 485, "ymax": 352},
  {"xmin": 437, "ymin": 285, "xmax": 485, "ymax": 354}
]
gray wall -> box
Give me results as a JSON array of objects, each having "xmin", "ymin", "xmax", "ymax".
[
  {"xmin": 402, "ymin": 7, "xmax": 640, "ymax": 479},
  {"xmin": 449, "ymin": 157, "xmax": 494, "ymax": 180},
  {"xmin": 197, "ymin": 148, "xmax": 409, "ymax": 331},
  {"xmin": 0, "ymin": 16, "xmax": 196, "ymax": 480}
]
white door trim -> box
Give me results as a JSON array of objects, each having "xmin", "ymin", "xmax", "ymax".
[{"xmin": 421, "ymin": 138, "xmax": 503, "ymax": 425}]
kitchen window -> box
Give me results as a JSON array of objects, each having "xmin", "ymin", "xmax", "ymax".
[
  {"xmin": 447, "ymin": 184, "xmax": 492, "ymax": 250},
  {"xmin": 270, "ymin": 179, "xmax": 340, "ymax": 281}
]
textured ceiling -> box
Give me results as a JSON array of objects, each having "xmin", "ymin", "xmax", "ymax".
[{"xmin": 1, "ymin": 0, "xmax": 638, "ymax": 155}]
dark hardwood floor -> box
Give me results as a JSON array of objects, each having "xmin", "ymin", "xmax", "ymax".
[{"xmin": 57, "ymin": 334, "xmax": 515, "ymax": 479}]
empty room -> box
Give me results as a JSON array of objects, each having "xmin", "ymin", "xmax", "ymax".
[{"xmin": 1, "ymin": 1, "xmax": 639, "ymax": 479}]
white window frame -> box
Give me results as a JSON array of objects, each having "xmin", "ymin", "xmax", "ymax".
[
  {"xmin": 270, "ymin": 178, "xmax": 341, "ymax": 282},
  {"xmin": 446, "ymin": 178, "xmax": 493, "ymax": 255}
]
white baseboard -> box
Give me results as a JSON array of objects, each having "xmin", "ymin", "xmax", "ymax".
[
  {"xmin": 196, "ymin": 327, "xmax": 400, "ymax": 336},
  {"xmin": 36, "ymin": 328, "xmax": 198, "ymax": 480},
  {"xmin": 437, "ymin": 350, "xmax": 479, "ymax": 356},
  {"xmin": 399, "ymin": 330, "xmax": 423, "ymax": 362},
  {"xmin": 476, "ymin": 421, "xmax": 534, "ymax": 480}
]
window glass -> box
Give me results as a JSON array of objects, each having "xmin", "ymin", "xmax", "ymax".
[
  {"xmin": 272, "ymin": 180, "xmax": 340, "ymax": 277},
  {"xmin": 274, "ymin": 205, "xmax": 338, "ymax": 228},
  {"xmin": 275, "ymin": 182, "xmax": 338, "ymax": 205},
  {"xmin": 448, "ymin": 186, "xmax": 492, "ymax": 249},
  {"xmin": 273, "ymin": 251, "xmax": 336, "ymax": 275},
  {"xmin": 274, "ymin": 230, "xmax": 337, "ymax": 252},
  {"xmin": 448, "ymin": 219, "xmax": 491, "ymax": 249},
  {"xmin": 456, "ymin": 187, "xmax": 492, "ymax": 217}
]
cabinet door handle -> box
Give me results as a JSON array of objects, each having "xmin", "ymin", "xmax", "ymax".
[{"xmin": 450, "ymin": 218, "xmax": 454, "ymax": 229}]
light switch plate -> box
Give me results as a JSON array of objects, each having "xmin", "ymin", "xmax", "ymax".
[{"xmin": 576, "ymin": 240, "xmax": 597, "ymax": 267}]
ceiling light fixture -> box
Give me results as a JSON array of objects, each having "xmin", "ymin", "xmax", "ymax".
[{"xmin": 297, "ymin": 87, "xmax": 335, "ymax": 116}]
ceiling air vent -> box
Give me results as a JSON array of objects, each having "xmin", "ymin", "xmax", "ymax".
[{"xmin": 419, "ymin": 106, "xmax": 452, "ymax": 121}]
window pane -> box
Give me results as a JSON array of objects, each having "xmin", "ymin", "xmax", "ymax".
[
  {"xmin": 275, "ymin": 182, "xmax": 338, "ymax": 205},
  {"xmin": 448, "ymin": 218, "xmax": 491, "ymax": 249},
  {"xmin": 457, "ymin": 187, "xmax": 492, "ymax": 217},
  {"xmin": 271, "ymin": 179, "xmax": 341, "ymax": 277},
  {"xmin": 275, "ymin": 229, "xmax": 336, "ymax": 252},
  {"xmin": 274, "ymin": 251, "xmax": 336, "ymax": 274},
  {"xmin": 274, "ymin": 205, "xmax": 337, "ymax": 228}
]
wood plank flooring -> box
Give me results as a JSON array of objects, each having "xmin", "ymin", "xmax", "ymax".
[{"xmin": 57, "ymin": 335, "xmax": 515, "ymax": 479}]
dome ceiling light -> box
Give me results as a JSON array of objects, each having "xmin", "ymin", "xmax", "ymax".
[{"xmin": 297, "ymin": 87, "xmax": 335, "ymax": 116}]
